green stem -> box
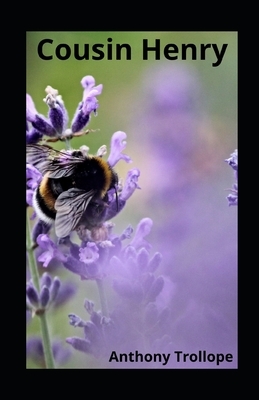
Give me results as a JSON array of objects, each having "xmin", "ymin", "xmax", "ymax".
[
  {"xmin": 96, "ymin": 279, "xmax": 109, "ymax": 317},
  {"xmin": 38, "ymin": 313, "xmax": 55, "ymax": 369},
  {"xmin": 26, "ymin": 211, "xmax": 56, "ymax": 369}
]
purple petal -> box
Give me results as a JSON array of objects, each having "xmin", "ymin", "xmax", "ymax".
[
  {"xmin": 48, "ymin": 106, "xmax": 65, "ymax": 134},
  {"xmin": 79, "ymin": 242, "xmax": 99, "ymax": 264},
  {"xmin": 81, "ymin": 75, "xmax": 96, "ymax": 91},
  {"xmin": 40, "ymin": 272, "xmax": 52, "ymax": 288},
  {"xmin": 66, "ymin": 337, "xmax": 91, "ymax": 354},
  {"xmin": 26, "ymin": 94, "xmax": 38, "ymax": 122},
  {"xmin": 146, "ymin": 276, "xmax": 164, "ymax": 302},
  {"xmin": 26, "ymin": 284, "xmax": 39, "ymax": 308},
  {"xmin": 71, "ymin": 110, "xmax": 90, "ymax": 133},
  {"xmin": 68, "ymin": 313, "xmax": 86, "ymax": 327},
  {"xmin": 49, "ymin": 277, "xmax": 61, "ymax": 304},
  {"xmin": 37, "ymin": 251, "xmax": 53, "ymax": 268},
  {"xmin": 40, "ymin": 286, "xmax": 50, "ymax": 308},
  {"xmin": 137, "ymin": 248, "xmax": 149, "ymax": 270},
  {"xmin": 81, "ymin": 76, "xmax": 103, "ymax": 99},
  {"xmin": 82, "ymin": 97, "xmax": 99, "ymax": 114},
  {"xmin": 26, "ymin": 128, "xmax": 43, "ymax": 144},
  {"xmin": 37, "ymin": 234, "xmax": 66, "ymax": 267},
  {"xmin": 107, "ymin": 131, "xmax": 132, "ymax": 167},
  {"xmin": 120, "ymin": 169, "xmax": 141, "ymax": 201},
  {"xmin": 148, "ymin": 252, "xmax": 162, "ymax": 272}
]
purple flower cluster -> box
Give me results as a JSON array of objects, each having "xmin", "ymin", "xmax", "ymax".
[
  {"xmin": 26, "ymin": 76, "xmax": 102, "ymax": 144},
  {"xmin": 34, "ymin": 207, "xmax": 172, "ymax": 366},
  {"xmin": 64, "ymin": 218, "xmax": 173, "ymax": 363},
  {"xmin": 225, "ymin": 149, "xmax": 238, "ymax": 206},
  {"xmin": 26, "ymin": 272, "xmax": 61, "ymax": 315},
  {"xmin": 35, "ymin": 218, "xmax": 151, "ymax": 282},
  {"xmin": 26, "ymin": 272, "xmax": 77, "ymax": 366}
]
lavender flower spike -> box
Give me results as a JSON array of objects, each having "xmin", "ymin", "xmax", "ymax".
[
  {"xmin": 71, "ymin": 75, "xmax": 103, "ymax": 133},
  {"xmin": 27, "ymin": 75, "xmax": 103, "ymax": 144},
  {"xmin": 44, "ymin": 85, "xmax": 68, "ymax": 134},
  {"xmin": 107, "ymin": 131, "xmax": 132, "ymax": 167},
  {"xmin": 26, "ymin": 284, "xmax": 39, "ymax": 309},
  {"xmin": 26, "ymin": 94, "xmax": 56, "ymax": 137},
  {"xmin": 81, "ymin": 76, "xmax": 103, "ymax": 114},
  {"xmin": 26, "ymin": 272, "xmax": 61, "ymax": 315}
]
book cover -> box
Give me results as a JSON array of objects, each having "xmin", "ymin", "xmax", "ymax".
[{"xmin": 26, "ymin": 31, "xmax": 237, "ymax": 369}]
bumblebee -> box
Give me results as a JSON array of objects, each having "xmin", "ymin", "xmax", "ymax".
[{"xmin": 26, "ymin": 144, "xmax": 118, "ymax": 238}]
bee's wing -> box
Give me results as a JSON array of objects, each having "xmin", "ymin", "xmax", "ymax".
[
  {"xmin": 26, "ymin": 144, "xmax": 54, "ymax": 175},
  {"xmin": 47, "ymin": 162, "xmax": 81, "ymax": 179},
  {"xmin": 26, "ymin": 144, "xmax": 84, "ymax": 178},
  {"xmin": 54, "ymin": 188, "xmax": 95, "ymax": 238}
]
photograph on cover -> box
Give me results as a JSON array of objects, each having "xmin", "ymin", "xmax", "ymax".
[{"xmin": 26, "ymin": 31, "xmax": 237, "ymax": 369}]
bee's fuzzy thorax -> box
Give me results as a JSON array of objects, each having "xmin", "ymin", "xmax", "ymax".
[{"xmin": 92, "ymin": 156, "xmax": 113, "ymax": 197}]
